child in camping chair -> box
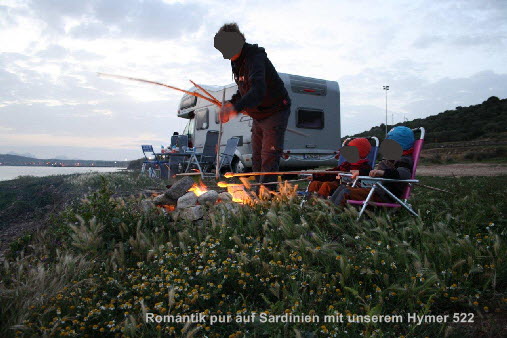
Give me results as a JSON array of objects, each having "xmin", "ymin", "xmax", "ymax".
[
  {"xmin": 330, "ymin": 126, "xmax": 415, "ymax": 206},
  {"xmin": 308, "ymin": 138, "xmax": 372, "ymax": 198}
]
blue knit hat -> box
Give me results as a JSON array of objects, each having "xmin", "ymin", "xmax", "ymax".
[{"xmin": 386, "ymin": 126, "xmax": 414, "ymax": 150}]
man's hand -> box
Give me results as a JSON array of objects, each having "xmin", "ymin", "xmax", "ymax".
[
  {"xmin": 219, "ymin": 102, "xmax": 238, "ymax": 123},
  {"xmin": 369, "ymin": 169, "xmax": 385, "ymax": 177}
]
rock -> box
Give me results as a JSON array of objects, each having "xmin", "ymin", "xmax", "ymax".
[
  {"xmin": 197, "ymin": 190, "xmax": 219, "ymax": 205},
  {"xmin": 217, "ymin": 192, "xmax": 233, "ymax": 202},
  {"xmin": 178, "ymin": 205, "xmax": 204, "ymax": 221},
  {"xmin": 153, "ymin": 194, "xmax": 177, "ymax": 206},
  {"xmin": 220, "ymin": 202, "xmax": 241, "ymax": 213},
  {"xmin": 140, "ymin": 199, "xmax": 155, "ymax": 213},
  {"xmin": 177, "ymin": 192, "xmax": 198, "ymax": 209},
  {"xmin": 166, "ymin": 176, "xmax": 195, "ymax": 200}
]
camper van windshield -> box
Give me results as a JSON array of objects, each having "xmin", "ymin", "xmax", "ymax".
[{"xmin": 183, "ymin": 119, "xmax": 195, "ymax": 139}]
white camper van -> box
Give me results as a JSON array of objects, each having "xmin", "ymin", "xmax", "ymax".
[{"xmin": 178, "ymin": 73, "xmax": 340, "ymax": 172}]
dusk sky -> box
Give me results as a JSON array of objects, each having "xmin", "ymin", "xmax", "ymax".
[{"xmin": 1, "ymin": 0, "xmax": 506, "ymax": 160}]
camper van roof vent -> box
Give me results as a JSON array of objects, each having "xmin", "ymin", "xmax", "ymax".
[{"xmin": 289, "ymin": 75, "xmax": 327, "ymax": 96}]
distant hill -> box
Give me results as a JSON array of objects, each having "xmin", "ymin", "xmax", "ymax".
[
  {"xmin": 0, "ymin": 154, "xmax": 128, "ymax": 167},
  {"xmin": 7, "ymin": 151, "xmax": 36, "ymax": 158},
  {"xmin": 345, "ymin": 96, "xmax": 507, "ymax": 144}
]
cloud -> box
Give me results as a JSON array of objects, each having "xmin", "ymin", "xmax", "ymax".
[
  {"xmin": 401, "ymin": 70, "xmax": 507, "ymax": 116},
  {"xmin": 30, "ymin": 0, "xmax": 207, "ymax": 40},
  {"xmin": 1, "ymin": 0, "xmax": 507, "ymax": 160}
]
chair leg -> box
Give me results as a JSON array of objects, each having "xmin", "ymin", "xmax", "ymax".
[
  {"xmin": 357, "ymin": 185, "xmax": 377, "ymax": 220},
  {"xmin": 376, "ymin": 183, "xmax": 419, "ymax": 217},
  {"xmin": 148, "ymin": 166, "xmax": 157, "ymax": 178},
  {"xmin": 185, "ymin": 155, "xmax": 194, "ymax": 173},
  {"xmin": 299, "ymin": 183, "xmax": 311, "ymax": 207}
]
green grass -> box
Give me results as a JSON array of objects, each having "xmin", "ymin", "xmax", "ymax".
[
  {"xmin": 0, "ymin": 174, "xmax": 506, "ymax": 337},
  {"xmin": 0, "ymin": 171, "xmax": 166, "ymax": 230}
]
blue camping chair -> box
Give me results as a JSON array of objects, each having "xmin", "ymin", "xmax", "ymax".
[
  {"xmin": 170, "ymin": 135, "xmax": 179, "ymax": 148},
  {"xmin": 141, "ymin": 145, "xmax": 168, "ymax": 178},
  {"xmin": 338, "ymin": 136, "xmax": 379, "ymax": 185},
  {"xmin": 218, "ymin": 137, "xmax": 240, "ymax": 173},
  {"xmin": 338, "ymin": 136, "xmax": 379, "ymax": 168},
  {"xmin": 184, "ymin": 130, "xmax": 220, "ymax": 178}
]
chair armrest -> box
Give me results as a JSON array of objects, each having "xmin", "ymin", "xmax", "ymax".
[{"xmin": 354, "ymin": 176, "xmax": 419, "ymax": 183}]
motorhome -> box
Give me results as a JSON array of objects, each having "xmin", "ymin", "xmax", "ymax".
[{"xmin": 178, "ymin": 73, "xmax": 340, "ymax": 172}]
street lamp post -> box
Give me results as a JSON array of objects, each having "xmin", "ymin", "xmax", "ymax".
[{"xmin": 383, "ymin": 85, "xmax": 389, "ymax": 137}]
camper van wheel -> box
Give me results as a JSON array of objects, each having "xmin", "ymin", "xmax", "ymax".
[{"xmin": 232, "ymin": 157, "xmax": 247, "ymax": 173}]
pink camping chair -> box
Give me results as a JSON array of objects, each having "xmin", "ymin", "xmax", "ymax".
[{"xmin": 345, "ymin": 127, "xmax": 425, "ymax": 220}]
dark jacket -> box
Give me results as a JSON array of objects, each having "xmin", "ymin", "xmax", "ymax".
[
  {"xmin": 229, "ymin": 43, "xmax": 290, "ymax": 120},
  {"xmin": 376, "ymin": 153, "xmax": 413, "ymax": 198}
]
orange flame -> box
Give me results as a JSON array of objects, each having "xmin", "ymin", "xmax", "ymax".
[
  {"xmin": 226, "ymin": 185, "xmax": 251, "ymax": 204},
  {"xmin": 188, "ymin": 181, "xmax": 208, "ymax": 197}
]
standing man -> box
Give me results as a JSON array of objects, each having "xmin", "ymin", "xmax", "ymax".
[{"xmin": 214, "ymin": 23, "xmax": 291, "ymax": 188}]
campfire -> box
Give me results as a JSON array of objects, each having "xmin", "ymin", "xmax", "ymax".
[
  {"xmin": 188, "ymin": 181, "xmax": 208, "ymax": 197},
  {"xmin": 148, "ymin": 176, "xmax": 249, "ymax": 221}
]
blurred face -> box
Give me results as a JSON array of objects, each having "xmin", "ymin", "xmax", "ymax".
[
  {"xmin": 214, "ymin": 31, "xmax": 244, "ymax": 59},
  {"xmin": 379, "ymin": 139, "xmax": 403, "ymax": 161}
]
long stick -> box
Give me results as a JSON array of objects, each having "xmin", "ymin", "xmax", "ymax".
[
  {"xmin": 216, "ymin": 86, "xmax": 226, "ymax": 179},
  {"xmin": 220, "ymin": 178, "xmax": 309, "ymax": 187},
  {"xmin": 99, "ymin": 72, "xmax": 307, "ymax": 137},
  {"xmin": 224, "ymin": 170, "xmax": 346, "ymax": 178},
  {"xmin": 414, "ymin": 183, "xmax": 452, "ymax": 194},
  {"xmin": 189, "ymin": 80, "xmax": 221, "ymax": 105},
  {"xmin": 98, "ymin": 73, "xmax": 222, "ymax": 107}
]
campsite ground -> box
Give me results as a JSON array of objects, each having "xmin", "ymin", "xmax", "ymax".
[{"xmin": 417, "ymin": 163, "xmax": 507, "ymax": 177}]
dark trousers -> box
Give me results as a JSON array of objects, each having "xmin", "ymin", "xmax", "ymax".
[{"xmin": 251, "ymin": 107, "xmax": 291, "ymax": 184}]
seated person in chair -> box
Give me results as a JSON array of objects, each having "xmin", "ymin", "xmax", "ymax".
[
  {"xmin": 330, "ymin": 126, "xmax": 414, "ymax": 206},
  {"xmin": 308, "ymin": 138, "xmax": 372, "ymax": 198}
]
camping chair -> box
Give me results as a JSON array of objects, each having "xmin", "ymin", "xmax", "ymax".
[
  {"xmin": 165, "ymin": 134, "xmax": 191, "ymax": 177},
  {"xmin": 170, "ymin": 135, "xmax": 179, "ymax": 148},
  {"xmin": 345, "ymin": 127, "xmax": 425, "ymax": 220},
  {"xmin": 141, "ymin": 145, "xmax": 167, "ymax": 178},
  {"xmin": 166, "ymin": 135, "xmax": 190, "ymax": 176},
  {"xmin": 177, "ymin": 135, "xmax": 189, "ymax": 151},
  {"xmin": 298, "ymin": 136, "xmax": 379, "ymax": 206},
  {"xmin": 184, "ymin": 130, "xmax": 219, "ymax": 178},
  {"xmin": 218, "ymin": 137, "xmax": 240, "ymax": 173}
]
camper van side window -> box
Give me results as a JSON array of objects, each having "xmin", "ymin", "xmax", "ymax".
[
  {"xmin": 195, "ymin": 108, "xmax": 209, "ymax": 130},
  {"xmin": 296, "ymin": 108, "xmax": 324, "ymax": 129}
]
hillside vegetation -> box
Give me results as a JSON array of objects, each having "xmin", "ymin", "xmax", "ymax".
[{"xmin": 346, "ymin": 96, "xmax": 507, "ymax": 144}]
